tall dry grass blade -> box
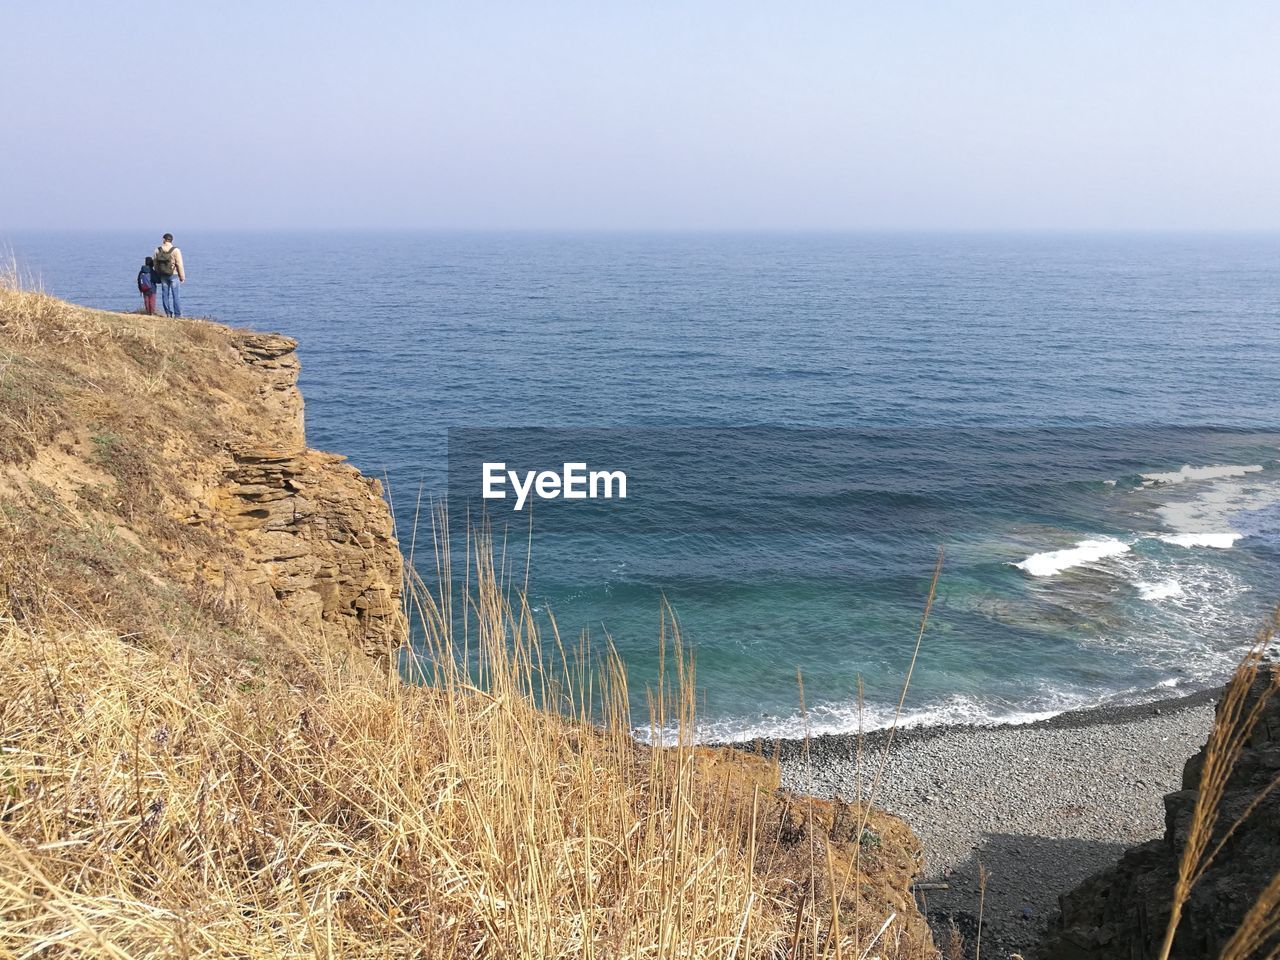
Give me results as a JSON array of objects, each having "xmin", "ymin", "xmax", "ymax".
[{"xmin": 975, "ymin": 859, "xmax": 988, "ymax": 960}]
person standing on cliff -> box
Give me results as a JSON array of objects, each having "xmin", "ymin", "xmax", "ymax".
[
  {"xmin": 152, "ymin": 233, "xmax": 186, "ymax": 318},
  {"xmin": 136, "ymin": 256, "xmax": 156, "ymax": 315}
]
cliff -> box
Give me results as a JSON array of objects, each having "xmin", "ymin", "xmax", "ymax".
[{"xmin": 0, "ymin": 292, "xmax": 406, "ymax": 659}]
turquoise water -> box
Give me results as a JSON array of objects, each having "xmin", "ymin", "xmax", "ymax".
[{"xmin": 9, "ymin": 231, "xmax": 1280, "ymax": 738}]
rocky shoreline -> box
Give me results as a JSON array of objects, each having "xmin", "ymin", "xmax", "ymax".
[{"xmin": 760, "ymin": 688, "xmax": 1221, "ymax": 957}]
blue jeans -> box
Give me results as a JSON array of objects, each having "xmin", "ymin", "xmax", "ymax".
[{"xmin": 159, "ymin": 276, "xmax": 182, "ymax": 317}]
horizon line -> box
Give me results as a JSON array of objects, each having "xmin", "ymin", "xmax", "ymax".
[{"xmin": 6, "ymin": 226, "xmax": 1280, "ymax": 236}]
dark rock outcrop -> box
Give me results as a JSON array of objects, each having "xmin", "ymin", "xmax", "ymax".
[{"xmin": 1041, "ymin": 664, "xmax": 1280, "ymax": 959}]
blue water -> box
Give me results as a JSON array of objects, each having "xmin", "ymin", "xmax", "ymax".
[{"xmin": 8, "ymin": 231, "xmax": 1280, "ymax": 738}]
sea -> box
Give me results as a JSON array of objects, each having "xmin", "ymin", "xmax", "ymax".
[{"xmin": 8, "ymin": 231, "xmax": 1280, "ymax": 741}]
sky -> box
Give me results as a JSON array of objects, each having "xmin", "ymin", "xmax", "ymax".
[{"xmin": 1, "ymin": 1, "xmax": 1278, "ymax": 231}]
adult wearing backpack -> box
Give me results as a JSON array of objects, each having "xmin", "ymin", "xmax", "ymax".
[{"xmin": 152, "ymin": 233, "xmax": 186, "ymax": 317}]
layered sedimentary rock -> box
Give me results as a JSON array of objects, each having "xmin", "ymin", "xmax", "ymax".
[
  {"xmin": 211, "ymin": 334, "xmax": 405, "ymax": 659},
  {"xmin": 1042, "ymin": 664, "xmax": 1280, "ymax": 959}
]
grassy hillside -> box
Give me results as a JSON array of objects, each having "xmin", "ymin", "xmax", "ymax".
[{"xmin": 0, "ymin": 283, "xmax": 935, "ymax": 959}]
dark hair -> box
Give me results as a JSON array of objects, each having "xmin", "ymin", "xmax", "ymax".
[
  {"xmin": 145, "ymin": 256, "xmax": 154, "ymax": 266},
  {"xmin": 162, "ymin": 233, "xmax": 173, "ymax": 242}
]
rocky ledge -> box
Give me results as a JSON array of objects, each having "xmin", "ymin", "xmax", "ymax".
[
  {"xmin": 208, "ymin": 442, "xmax": 404, "ymax": 659},
  {"xmin": 0, "ymin": 314, "xmax": 406, "ymax": 661},
  {"xmin": 205, "ymin": 334, "xmax": 406, "ymax": 659}
]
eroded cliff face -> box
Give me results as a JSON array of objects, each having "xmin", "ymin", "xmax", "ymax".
[
  {"xmin": 209, "ymin": 334, "xmax": 405, "ymax": 659},
  {"xmin": 0, "ymin": 300, "xmax": 406, "ymax": 661}
]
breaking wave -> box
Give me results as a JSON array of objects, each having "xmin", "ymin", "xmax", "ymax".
[
  {"xmin": 1141, "ymin": 464, "xmax": 1263, "ymax": 485},
  {"xmin": 660, "ymin": 691, "xmax": 1088, "ymax": 744},
  {"xmin": 1136, "ymin": 578, "xmax": 1185, "ymax": 600},
  {"xmin": 1014, "ymin": 537, "xmax": 1131, "ymax": 577}
]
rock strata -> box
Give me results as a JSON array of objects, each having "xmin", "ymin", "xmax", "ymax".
[{"xmin": 204, "ymin": 333, "xmax": 406, "ymax": 660}]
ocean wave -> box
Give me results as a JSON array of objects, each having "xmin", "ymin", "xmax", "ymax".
[
  {"xmin": 1152, "ymin": 465, "xmax": 1280, "ymax": 542},
  {"xmin": 651, "ymin": 675, "xmax": 1219, "ymax": 745},
  {"xmin": 1158, "ymin": 532, "xmax": 1242, "ymax": 548},
  {"xmin": 1141, "ymin": 463, "xmax": 1263, "ymax": 486},
  {"xmin": 1136, "ymin": 578, "xmax": 1185, "ymax": 600},
  {"xmin": 1013, "ymin": 537, "xmax": 1130, "ymax": 577},
  {"xmin": 652, "ymin": 693, "xmax": 1083, "ymax": 745}
]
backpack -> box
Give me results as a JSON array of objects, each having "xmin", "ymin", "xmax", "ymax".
[
  {"xmin": 137, "ymin": 267, "xmax": 154, "ymax": 293},
  {"xmin": 153, "ymin": 247, "xmax": 175, "ymax": 278}
]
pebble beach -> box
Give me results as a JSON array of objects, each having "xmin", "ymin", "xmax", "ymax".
[{"xmin": 771, "ymin": 689, "xmax": 1219, "ymax": 956}]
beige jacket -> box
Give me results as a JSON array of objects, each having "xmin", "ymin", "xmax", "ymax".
[{"xmin": 154, "ymin": 242, "xmax": 186, "ymax": 282}]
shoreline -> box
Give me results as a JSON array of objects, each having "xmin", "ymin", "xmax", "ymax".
[
  {"xmin": 730, "ymin": 680, "xmax": 1221, "ymax": 760},
  {"xmin": 764, "ymin": 682, "xmax": 1221, "ymax": 956}
]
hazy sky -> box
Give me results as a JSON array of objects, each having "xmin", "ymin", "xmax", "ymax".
[{"xmin": 2, "ymin": 1, "xmax": 1277, "ymax": 231}]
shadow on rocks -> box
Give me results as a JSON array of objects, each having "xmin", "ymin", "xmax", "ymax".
[{"xmin": 918, "ymin": 832, "xmax": 1128, "ymax": 960}]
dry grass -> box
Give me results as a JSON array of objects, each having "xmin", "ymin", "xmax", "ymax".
[
  {"xmin": 0, "ymin": 258, "xmax": 103, "ymax": 348},
  {"xmin": 0, "ymin": 267, "xmax": 229, "ymax": 471},
  {"xmin": 0, "ymin": 276, "xmax": 289, "ymax": 645},
  {"xmin": 0, "ymin": 517, "xmax": 932, "ymax": 959}
]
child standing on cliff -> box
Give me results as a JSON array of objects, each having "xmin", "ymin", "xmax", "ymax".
[{"xmin": 137, "ymin": 257, "xmax": 156, "ymax": 315}]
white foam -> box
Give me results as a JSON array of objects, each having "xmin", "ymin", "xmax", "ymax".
[
  {"xmin": 1136, "ymin": 579, "xmax": 1184, "ymax": 601},
  {"xmin": 648, "ymin": 666, "xmax": 1236, "ymax": 745},
  {"xmin": 1158, "ymin": 532, "xmax": 1242, "ymax": 549},
  {"xmin": 1142, "ymin": 464, "xmax": 1263, "ymax": 486},
  {"xmin": 1014, "ymin": 537, "xmax": 1130, "ymax": 577},
  {"xmin": 655, "ymin": 692, "xmax": 1084, "ymax": 745},
  {"xmin": 1153, "ymin": 471, "xmax": 1280, "ymax": 542}
]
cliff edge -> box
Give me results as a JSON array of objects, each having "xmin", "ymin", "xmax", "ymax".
[{"xmin": 0, "ymin": 290, "xmax": 406, "ymax": 659}]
